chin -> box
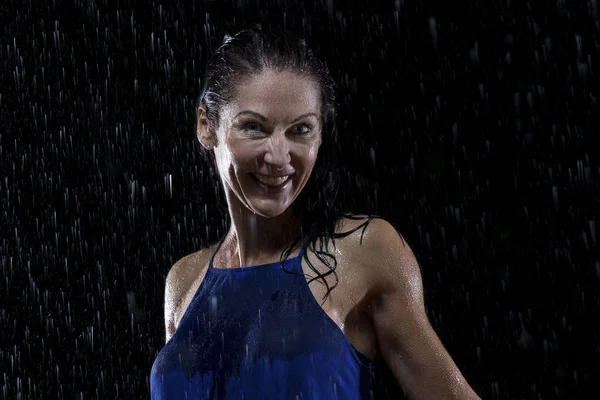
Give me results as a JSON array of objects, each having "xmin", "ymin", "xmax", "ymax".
[
  {"xmin": 248, "ymin": 200, "xmax": 293, "ymax": 218},
  {"xmin": 251, "ymin": 207, "xmax": 287, "ymax": 218}
]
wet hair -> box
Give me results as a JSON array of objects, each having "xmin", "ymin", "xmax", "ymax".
[{"xmin": 198, "ymin": 25, "xmax": 377, "ymax": 305}]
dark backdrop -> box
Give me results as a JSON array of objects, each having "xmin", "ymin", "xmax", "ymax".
[{"xmin": 1, "ymin": 0, "xmax": 598, "ymax": 399}]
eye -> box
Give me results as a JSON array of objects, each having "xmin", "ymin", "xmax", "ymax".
[
  {"xmin": 240, "ymin": 122, "xmax": 264, "ymax": 133},
  {"xmin": 292, "ymin": 123, "xmax": 313, "ymax": 135}
]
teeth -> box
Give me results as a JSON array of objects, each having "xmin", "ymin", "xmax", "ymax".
[{"xmin": 255, "ymin": 175, "xmax": 290, "ymax": 186}]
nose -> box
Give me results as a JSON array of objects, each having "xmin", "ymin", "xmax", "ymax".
[{"xmin": 264, "ymin": 135, "xmax": 291, "ymax": 168}]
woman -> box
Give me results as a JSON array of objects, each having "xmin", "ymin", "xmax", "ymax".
[{"xmin": 150, "ymin": 26, "xmax": 480, "ymax": 399}]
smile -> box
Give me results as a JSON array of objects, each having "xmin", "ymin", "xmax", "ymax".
[{"xmin": 252, "ymin": 174, "xmax": 292, "ymax": 188}]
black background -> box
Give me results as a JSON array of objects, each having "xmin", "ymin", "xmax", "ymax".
[{"xmin": 1, "ymin": 0, "xmax": 599, "ymax": 399}]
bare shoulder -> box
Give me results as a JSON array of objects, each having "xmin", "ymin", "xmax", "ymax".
[
  {"xmin": 166, "ymin": 247, "xmax": 212, "ymax": 292},
  {"xmin": 336, "ymin": 215, "xmax": 417, "ymax": 293},
  {"xmin": 334, "ymin": 214, "xmax": 378, "ymax": 241},
  {"xmin": 335, "ymin": 214, "xmax": 406, "ymax": 249},
  {"xmin": 164, "ymin": 244, "xmax": 216, "ymax": 340},
  {"xmin": 338, "ymin": 215, "xmax": 408, "ymax": 250}
]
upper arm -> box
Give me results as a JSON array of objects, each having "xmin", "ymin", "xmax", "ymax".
[
  {"xmin": 164, "ymin": 256, "xmax": 193, "ymax": 343},
  {"xmin": 164, "ymin": 262, "xmax": 180, "ymax": 343},
  {"xmin": 363, "ymin": 219, "xmax": 480, "ymax": 400},
  {"xmin": 164, "ymin": 249, "xmax": 210, "ymax": 343}
]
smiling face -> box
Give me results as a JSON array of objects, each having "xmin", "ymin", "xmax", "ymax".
[{"xmin": 197, "ymin": 69, "xmax": 323, "ymax": 218}]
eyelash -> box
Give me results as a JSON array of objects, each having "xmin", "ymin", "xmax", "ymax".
[{"xmin": 241, "ymin": 123, "xmax": 313, "ymax": 135}]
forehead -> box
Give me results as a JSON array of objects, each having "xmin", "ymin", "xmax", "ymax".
[{"xmin": 225, "ymin": 69, "xmax": 321, "ymax": 119}]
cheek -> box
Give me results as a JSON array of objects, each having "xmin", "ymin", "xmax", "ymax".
[
  {"xmin": 304, "ymin": 142, "xmax": 321, "ymax": 166},
  {"xmin": 221, "ymin": 140, "xmax": 257, "ymax": 175}
]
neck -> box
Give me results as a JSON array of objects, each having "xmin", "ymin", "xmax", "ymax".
[{"xmin": 220, "ymin": 197, "xmax": 303, "ymax": 268}]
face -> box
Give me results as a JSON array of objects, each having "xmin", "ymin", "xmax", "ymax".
[{"xmin": 198, "ymin": 69, "xmax": 323, "ymax": 218}]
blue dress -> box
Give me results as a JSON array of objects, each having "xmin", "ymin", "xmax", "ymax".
[{"xmin": 150, "ymin": 237, "xmax": 376, "ymax": 399}]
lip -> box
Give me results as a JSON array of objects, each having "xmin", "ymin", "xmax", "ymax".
[
  {"xmin": 255, "ymin": 174, "xmax": 290, "ymax": 178},
  {"xmin": 250, "ymin": 173, "xmax": 293, "ymax": 192}
]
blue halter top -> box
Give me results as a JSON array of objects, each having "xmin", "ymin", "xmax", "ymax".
[{"xmin": 150, "ymin": 237, "xmax": 376, "ymax": 399}]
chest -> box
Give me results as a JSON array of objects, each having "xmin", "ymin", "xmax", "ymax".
[
  {"xmin": 300, "ymin": 244, "xmax": 378, "ymax": 360},
  {"xmin": 174, "ymin": 242, "xmax": 378, "ymax": 361}
]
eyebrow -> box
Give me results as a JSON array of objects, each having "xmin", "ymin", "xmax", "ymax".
[{"xmin": 234, "ymin": 110, "xmax": 319, "ymax": 124}]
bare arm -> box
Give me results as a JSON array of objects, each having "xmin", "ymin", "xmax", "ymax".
[
  {"xmin": 363, "ymin": 219, "xmax": 480, "ymax": 400},
  {"xmin": 163, "ymin": 255, "xmax": 193, "ymax": 343},
  {"xmin": 164, "ymin": 264, "xmax": 179, "ymax": 343}
]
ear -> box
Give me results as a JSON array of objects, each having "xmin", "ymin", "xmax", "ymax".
[{"xmin": 197, "ymin": 105, "xmax": 217, "ymax": 150}]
